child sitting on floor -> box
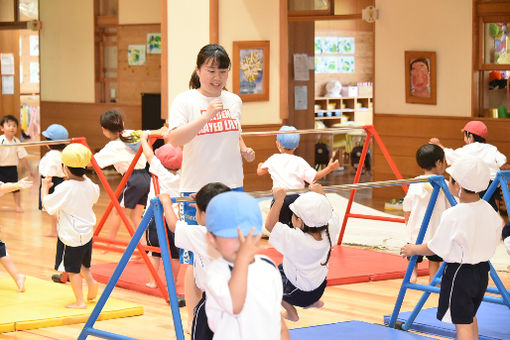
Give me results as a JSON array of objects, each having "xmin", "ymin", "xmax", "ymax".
[
  {"xmin": 265, "ymin": 183, "xmax": 341, "ymax": 322},
  {"xmin": 42, "ymin": 143, "xmax": 100, "ymax": 309},
  {"xmin": 401, "ymin": 155, "xmax": 503, "ymax": 340},
  {"xmin": 403, "ymin": 144, "xmax": 450, "ymax": 283}
]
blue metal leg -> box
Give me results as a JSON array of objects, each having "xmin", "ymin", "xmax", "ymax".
[
  {"xmin": 78, "ymin": 204, "xmax": 155, "ymax": 340},
  {"xmin": 152, "ymin": 198, "xmax": 185, "ymax": 340}
]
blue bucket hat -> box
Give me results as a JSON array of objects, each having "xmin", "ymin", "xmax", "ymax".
[
  {"xmin": 277, "ymin": 125, "xmax": 300, "ymax": 150},
  {"xmin": 42, "ymin": 124, "xmax": 69, "ymax": 140},
  {"xmin": 206, "ymin": 191, "xmax": 262, "ymax": 238}
]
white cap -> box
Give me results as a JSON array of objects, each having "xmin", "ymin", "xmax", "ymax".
[
  {"xmin": 445, "ymin": 155, "xmax": 490, "ymax": 193},
  {"xmin": 289, "ymin": 192, "xmax": 332, "ymax": 228}
]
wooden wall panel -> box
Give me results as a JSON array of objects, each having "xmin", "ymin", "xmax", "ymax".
[
  {"xmin": 0, "ymin": 30, "xmax": 20, "ymax": 117},
  {"xmin": 372, "ymin": 114, "xmax": 510, "ymax": 200},
  {"xmin": 117, "ymin": 24, "xmax": 161, "ymax": 105},
  {"xmin": 40, "ymin": 101, "xmax": 141, "ymax": 152}
]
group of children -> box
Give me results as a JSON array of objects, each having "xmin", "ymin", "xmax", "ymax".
[{"xmin": 1, "ymin": 110, "xmax": 509, "ymax": 340}]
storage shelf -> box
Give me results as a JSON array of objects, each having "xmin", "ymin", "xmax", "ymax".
[{"xmin": 314, "ymin": 96, "xmax": 373, "ymax": 126}]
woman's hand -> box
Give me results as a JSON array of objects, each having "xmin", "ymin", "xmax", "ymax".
[
  {"xmin": 241, "ymin": 147, "xmax": 255, "ymax": 162},
  {"xmin": 206, "ymin": 98, "xmax": 223, "ymax": 121}
]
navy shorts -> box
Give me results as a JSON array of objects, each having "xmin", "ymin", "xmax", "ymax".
[
  {"xmin": 145, "ymin": 217, "xmax": 180, "ymax": 259},
  {"xmin": 0, "ymin": 166, "xmax": 19, "ymax": 192},
  {"xmin": 191, "ymin": 292, "xmax": 214, "ymax": 340},
  {"xmin": 55, "ymin": 238, "xmax": 93, "ymax": 274},
  {"xmin": 39, "ymin": 176, "xmax": 65, "ymax": 210},
  {"xmin": 0, "ymin": 240, "xmax": 6, "ymax": 258},
  {"xmin": 408, "ymin": 254, "xmax": 443, "ymax": 263},
  {"xmin": 279, "ymin": 264, "xmax": 327, "ymax": 307},
  {"xmin": 119, "ymin": 169, "xmax": 150, "ymax": 209},
  {"xmin": 437, "ymin": 262, "xmax": 489, "ymax": 324},
  {"xmin": 270, "ymin": 193, "xmax": 300, "ymax": 226}
]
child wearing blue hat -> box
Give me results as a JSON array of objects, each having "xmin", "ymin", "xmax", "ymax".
[
  {"xmin": 257, "ymin": 125, "xmax": 339, "ymax": 225},
  {"xmin": 39, "ymin": 124, "xmax": 69, "ymax": 237},
  {"xmin": 204, "ymin": 191, "xmax": 289, "ymax": 340}
]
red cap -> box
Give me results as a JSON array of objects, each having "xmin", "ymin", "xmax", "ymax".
[
  {"xmin": 462, "ymin": 121, "xmax": 488, "ymax": 139},
  {"xmin": 155, "ymin": 144, "xmax": 183, "ymax": 170}
]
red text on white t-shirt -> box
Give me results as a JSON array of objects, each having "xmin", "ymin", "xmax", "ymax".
[{"xmin": 197, "ymin": 109, "xmax": 240, "ymax": 135}]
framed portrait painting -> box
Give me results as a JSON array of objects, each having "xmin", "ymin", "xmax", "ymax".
[
  {"xmin": 405, "ymin": 51, "xmax": 436, "ymax": 105},
  {"xmin": 233, "ymin": 40, "xmax": 270, "ymax": 102}
]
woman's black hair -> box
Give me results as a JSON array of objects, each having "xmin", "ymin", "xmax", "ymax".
[
  {"xmin": 416, "ymin": 144, "xmax": 444, "ymax": 170},
  {"xmin": 464, "ymin": 131, "xmax": 486, "ymax": 143},
  {"xmin": 195, "ymin": 182, "xmax": 231, "ymax": 212},
  {"xmin": 189, "ymin": 44, "xmax": 231, "ymax": 89},
  {"xmin": 66, "ymin": 166, "xmax": 87, "ymax": 177},
  {"xmin": 100, "ymin": 110, "xmax": 132, "ymax": 143},
  {"xmin": 302, "ymin": 223, "xmax": 332, "ymax": 266}
]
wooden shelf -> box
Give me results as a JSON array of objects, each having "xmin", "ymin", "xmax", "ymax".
[{"xmin": 314, "ymin": 96, "xmax": 373, "ymax": 126}]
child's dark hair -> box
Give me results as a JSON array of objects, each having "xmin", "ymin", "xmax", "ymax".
[
  {"xmin": 302, "ymin": 223, "xmax": 332, "ymax": 266},
  {"xmin": 464, "ymin": 131, "xmax": 486, "ymax": 143},
  {"xmin": 44, "ymin": 137, "xmax": 66, "ymax": 151},
  {"xmin": 450, "ymin": 177, "xmax": 476, "ymax": 194},
  {"xmin": 416, "ymin": 144, "xmax": 444, "ymax": 170},
  {"xmin": 1, "ymin": 115, "xmax": 18, "ymax": 126},
  {"xmin": 100, "ymin": 110, "xmax": 133, "ymax": 143},
  {"xmin": 66, "ymin": 166, "xmax": 87, "ymax": 177},
  {"xmin": 195, "ymin": 182, "xmax": 231, "ymax": 212},
  {"xmin": 189, "ymin": 44, "xmax": 231, "ymax": 89}
]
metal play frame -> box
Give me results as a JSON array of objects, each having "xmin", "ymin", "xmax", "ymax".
[{"xmin": 388, "ymin": 171, "xmax": 510, "ymax": 331}]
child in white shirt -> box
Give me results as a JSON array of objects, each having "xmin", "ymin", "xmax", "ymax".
[
  {"xmin": 140, "ymin": 132, "xmax": 184, "ymax": 295},
  {"xmin": 401, "ymin": 155, "xmax": 503, "ymax": 340},
  {"xmin": 38, "ymin": 124, "xmax": 68, "ymax": 237},
  {"xmin": 0, "ymin": 115, "xmax": 35, "ymax": 212},
  {"xmin": 266, "ymin": 183, "xmax": 341, "ymax": 322},
  {"xmin": 430, "ymin": 120, "xmax": 509, "ymax": 210},
  {"xmin": 42, "ymin": 143, "xmax": 100, "ymax": 309},
  {"xmin": 403, "ymin": 144, "xmax": 450, "ymax": 283}
]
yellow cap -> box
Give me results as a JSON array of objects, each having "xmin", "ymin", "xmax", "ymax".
[{"xmin": 61, "ymin": 143, "xmax": 92, "ymax": 168}]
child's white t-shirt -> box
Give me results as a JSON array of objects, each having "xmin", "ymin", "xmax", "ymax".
[
  {"xmin": 0, "ymin": 135, "xmax": 27, "ymax": 166},
  {"xmin": 205, "ymin": 255, "xmax": 282, "ymax": 340},
  {"xmin": 39, "ymin": 150, "xmax": 66, "ymax": 177},
  {"xmin": 94, "ymin": 131, "xmax": 147, "ymax": 174},
  {"xmin": 269, "ymin": 212, "xmax": 341, "ymax": 291},
  {"xmin": 168, "ymin": 89, "xmax": 243, "ymax": 192},
  {"xmin": 174, "ymin": 220, "xmax": 218, "ymax": 291},
  {"xmin": 427, "ymin": 200, "xmax": 503, "ymax": 264},
  {"xmin": 260, "ymin": 153, "xmax": 317, "ymax": 189},
  {"xmin": 145, "ymin": 156, "xmax": 180, "ymax": 210},
  {"xmin": 444, "ymin": 142, "xmax": 506, "ymax": 180},
  {"xmin": 402, "ymin": 175, "xmax": 450, "ymax": 244},
  {"xmin": 42, "ymin": 177, "xmax": 100, "ymax": 247}
]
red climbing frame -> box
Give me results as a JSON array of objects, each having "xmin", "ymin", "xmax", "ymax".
[
  {"xmin": 337, "ymin": 125, "xmax": 408, "ymax": 245},
  {"xmin": 72, "ymin": 136, "xmax": 173, "ymax": 301}
]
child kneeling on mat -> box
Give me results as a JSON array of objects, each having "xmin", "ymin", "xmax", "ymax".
[
  {"xmin": 42, "ymin": 143, "xmax": 100, "ymax": 309},
  {"xmin": 266, "ymin": 183, "xmax": 341, "ymax": 322},
  {"xmin": 401, "ymin": 155, "xmax": 503, "ymax": 340}
]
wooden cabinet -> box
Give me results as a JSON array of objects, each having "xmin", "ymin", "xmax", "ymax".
[{"xmin": 314, "ymin": 96, "xmax": 373, "ymax": 127}]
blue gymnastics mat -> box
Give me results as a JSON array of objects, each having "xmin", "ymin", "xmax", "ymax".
[
  {"xmin": 383, "ymin": 302, "xmax": 510, "ymax": 340},
  {"xmin": 289, "ymin": 320, "xmax": 437, "ymax": 339}
]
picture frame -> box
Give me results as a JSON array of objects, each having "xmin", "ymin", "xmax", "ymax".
[
  {"xmin": 232, "ymin": 40, "xmax": 270, "ymax": 102},
  {"xmin": 405, "ymin": 51, "xmax": 436, "ymax": 105}
]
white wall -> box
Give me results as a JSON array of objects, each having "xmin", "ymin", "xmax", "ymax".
[
  {"xmin": 167, "ymin": 0, "xmax": 209, "ymax": 111},
  {"xmin": 220, "ymin": 0, "xmax": 280, "ymax": 125},
  {"xmin": 374, "ymin": 0, "xmax": 472, "ymax": 116},
  {"xmin": 119, "ymin": 0, "xmax": 160, "ymax": 24},
  {"xmin": 40, "ymin": 0, "xmax": 95, "ymax": 102}
]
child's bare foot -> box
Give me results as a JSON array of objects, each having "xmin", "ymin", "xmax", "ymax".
[
  {"xmin": 410, "ymin": 270, "xmax": 418, "ymax": 283},
  {"xmin": 304, "ymin": 300, "xmax": 324, "ymax": 309},
  {"xmin": 66, "ymin": 302, "xmax": 87, "ymax": 309},
  {"xmin": 87, "ymin": 282, "xmax": 99, "ymax": 301},
  {"xmin": 145, "ymin": 282, "xmax": 157, "ymax": 289},
  {"xmin": 16, "ymin": 274, "xmax": 25, "ymax": 292},
  {"xmin": 282, "ymin": 310, "xmax": 299, "ymax": 322},
  {"xmin": 15, "ymin": 207, "xmax": 24, "ymax": 213}
]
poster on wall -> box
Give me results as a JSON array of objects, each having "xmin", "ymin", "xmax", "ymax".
[
  {"xmin": 147, "ymin": 33, "xmax": 162, "ymax": 54},
  {"xmin": 29, "ymin": 61, "xmax": 39, "ymax": 83},
  {"xmin": 128, "ymin": 45, "xmax": 146, "ymax": 66},
  {"xmin": 2, "ymin": 75, "xmax": 14, "ymax": 94},
  {"xmin": 1, "ymin": 53, "xmax": 15, "ymax": 74},
  {"xmin": 29, "ymin": 35, "xmax": 39, "ymax": 56}
]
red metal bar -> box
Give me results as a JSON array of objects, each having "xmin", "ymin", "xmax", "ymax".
[{"xmin": 347, "ymin": 213, "xmax": 405, "ymax": 224}]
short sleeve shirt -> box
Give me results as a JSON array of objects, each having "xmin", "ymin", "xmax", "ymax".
[
  {"xmin": 444, "ymin": 143, "xmax": 507, "ymax": 180},
  {"xmin": 0, "ymin": 135, "xmax": 27, "ymax": 166},
  {"xmin": 260, "ymin": 153, "xmax": 317, "ymax": 189},
  {"xmin": 94, "ymin": 132, "xmax": 147, "ymax": 174},
  {"xmin": 39, "ymin": 150, "xmax": 66, "ymax": 177}
]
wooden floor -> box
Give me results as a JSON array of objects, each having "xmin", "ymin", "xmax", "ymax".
[{"xmin": 0, "ymin": 153, "xmax": 508, "ymax": 339}]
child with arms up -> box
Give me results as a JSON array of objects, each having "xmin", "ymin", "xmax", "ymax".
[{"xmin": 401, "ymin": 156, "xmax": 503, "ymax": 340}]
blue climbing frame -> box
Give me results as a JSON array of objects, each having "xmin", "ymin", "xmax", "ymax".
[
  {"xmin": 388, "ymin": 171, "xmax": 510, "ymax": 331},
  {"xmin": 78, "ymin": 197, "xmax": 185, "ymax": 340}
]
